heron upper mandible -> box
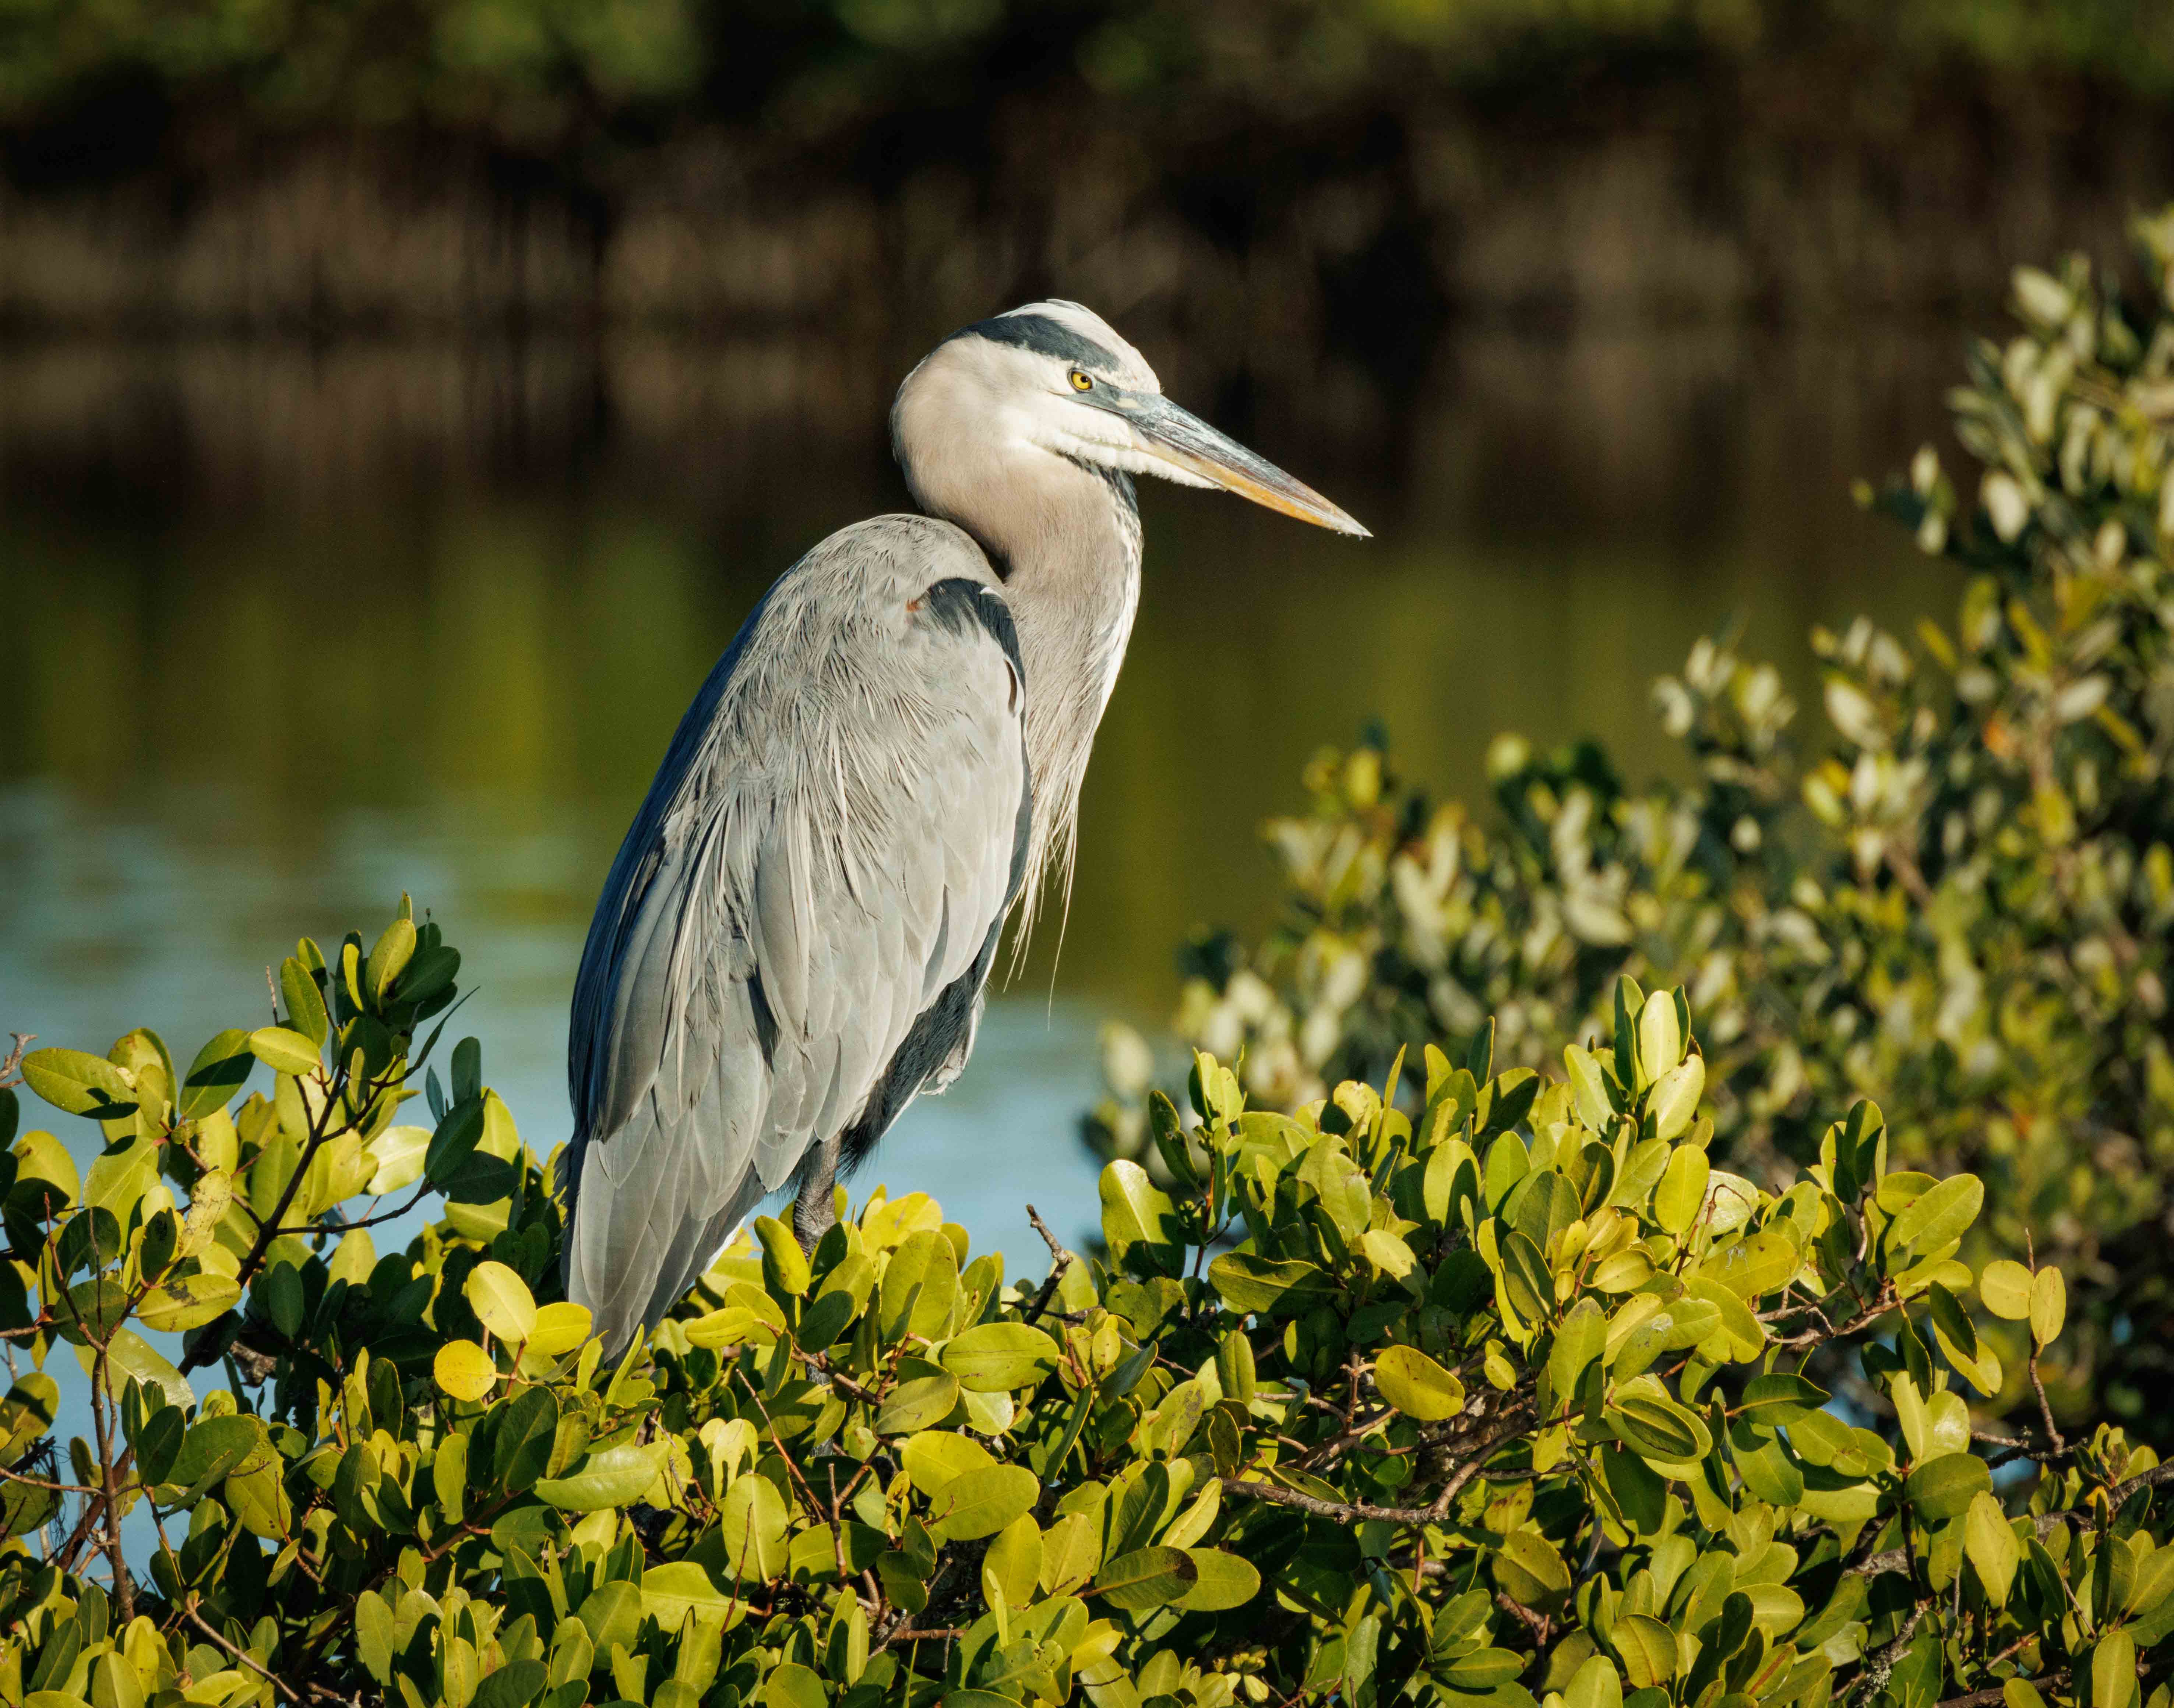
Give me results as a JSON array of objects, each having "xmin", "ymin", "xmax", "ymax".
[{"xmin": 562, "ymin": 301, "xmax": 1367, "ymax": 1352}]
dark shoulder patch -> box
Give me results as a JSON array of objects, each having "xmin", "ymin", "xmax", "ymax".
[
  {"xmin": 920, "ymin": 578, "xmax": 1025, "ymax": 688},
  {"xmin": 954, "ymin": 312, "xmax": 1112, "ymax": 372}
]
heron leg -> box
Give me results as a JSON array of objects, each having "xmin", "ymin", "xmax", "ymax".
[{"xmin": 792, "ymin": 1132, "xmax": 842, "ymax": 1253}]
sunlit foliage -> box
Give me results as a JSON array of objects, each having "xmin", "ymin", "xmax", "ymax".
[
  {"xmin": 1097, "ymin": 212, "xmax": 2174, "ymax": 1446},
  {"xmin": 3, "ymin": 899, "xmax": 2173, "ymax": 1704}
]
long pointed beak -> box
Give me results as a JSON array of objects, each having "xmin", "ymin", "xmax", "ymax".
[{"xmin": 1125, "ymin": 394, "xmax": 1371, "ymax": 538}]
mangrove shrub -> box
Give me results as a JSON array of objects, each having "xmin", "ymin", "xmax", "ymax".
[
  {"xmin": 1095, "ymin": 209, "xmax": 2174, "ymax": 1448},
  {"xmin": 2, "ymin": 908, "xmax": 2172, "ymax": 1705}
]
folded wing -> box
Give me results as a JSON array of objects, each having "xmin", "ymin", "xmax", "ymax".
[{"xmin": 563, "ymin": 516, "xmax": 1030, "ymax": 1353}]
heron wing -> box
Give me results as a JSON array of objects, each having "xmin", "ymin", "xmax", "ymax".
[{"xmin": 563, "ymin": 517, "xmax": 1029, "ymax": 1353}]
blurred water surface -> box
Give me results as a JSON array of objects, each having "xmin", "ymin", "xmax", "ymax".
[{"xmin": 0, "ymin": 320, "xmax": 1964, "ymax": 1253}]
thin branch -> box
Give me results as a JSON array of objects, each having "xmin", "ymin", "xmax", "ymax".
[
  {"xmin": 1847, "ymin": 1601, "xmax": 1931, "ymax": 1704},
  {"xmin": 1022, "ymin": 1204, "xmax": 1075, "ymax": 1326},
  {"xmin": 182, "ymin": 1599, "xmax": 302, "ymax": 1705},
  {"xmin": 2029, "ymin": 1352, "xmax": 2067, "ymax": 1459},
  {"xmin": 1221, "ymin": 1476, "xmax": 1447, "ymax": 1525},
  {"xmin": 0, "ymin": 1032, "xmax": 33, "ymax": 1088},
  {"xmin": 91, "ymin": 1341, "xmax": 133, "ymax": 1621}
]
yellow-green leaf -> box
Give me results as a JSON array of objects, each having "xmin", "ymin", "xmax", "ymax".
[
  {"xmin": 1964, "ymin": 1490, "xmax": 2019, "ymax": 1606},
  {"xmin": 2030, "ymin": 1266, "xmax": 2066, "ymax": 1347},
  {"xmin": 465, "ymin": 1261, "xmax": 538, "ymax": 1344},
  {"xmin": 434, "ymin": 1340, "xmax": 498, "ymax": 1402},
  {"xmin": 1979, "ymin": 1259, "xmax": 2034, "ymax": 1320},
  {"xmin": 1374, "ymin": 1345, "xmax": 1465, "ymax": 1421},
  {"xmin": 1176, "ymin": 1549, "xmax": 1260, "ymax": 1611},
  {"xmin": 927, "ymin": 1465, "xmax": 1039, "ymax": 1542},
  {"xmin": 1654, "ymin": 1145, "xmax": 1709, "ymax": 1235},
  {"xmin": 247, "ymin": 1027, "xmax": 321, "ymax": 1077},
  {"xmin": 1092, "ymin": 1546, "xmax": 1197, "ymax": 1611},
  {"xmin": 1889, "ymin": 1173, "xmax": 1983, "ymax": 1253},
  {"xmin": 940, "ymin": 1322, "xmax": 1061, "ymax": 1392},
  {"xmin": 1612, "ymin": 1613, "xmax": 1678, "ymax": 1687},
  {"xmin": 1648, "ymin": 1057, "xmax": 1704, "ymax": 1141}
]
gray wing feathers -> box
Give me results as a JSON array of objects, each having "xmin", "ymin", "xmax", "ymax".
[{"xmin": 564, "ymin": 516, "xmax": 1028, "ymax": 1355}]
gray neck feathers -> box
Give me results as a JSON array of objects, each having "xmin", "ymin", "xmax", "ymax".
[{"xmin": 906, "ymin": 443, "xmax": 1143, "ymax": 934}]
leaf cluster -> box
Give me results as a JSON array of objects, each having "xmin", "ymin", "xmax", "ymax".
[
  {"xmin": 1099, "ymin": 205, "xmax": 2174, "ymax": 1448},
  {"xmin": 5, "ymin": 897, "xmax": 2173, "ymax": 1707}
]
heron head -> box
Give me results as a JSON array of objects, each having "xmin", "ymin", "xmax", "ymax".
[{"xmin": 894, "ymin": 300, "xmax": 1369, "ymax": 538}]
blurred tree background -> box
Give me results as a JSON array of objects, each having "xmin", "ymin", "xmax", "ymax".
[{"xmin": 3, "ymin": 0, "xmax": 2174, "ymax": 361}]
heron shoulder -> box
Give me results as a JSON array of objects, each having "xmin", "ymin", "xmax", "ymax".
[{"xmin": 795, "ymin": 512, "xmax": 1003, "ymax": 596}]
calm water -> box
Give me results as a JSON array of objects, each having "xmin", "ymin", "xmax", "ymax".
[{"xmin": 0, "ymin": 320, "xmax": 1965, "ymax": 1262}]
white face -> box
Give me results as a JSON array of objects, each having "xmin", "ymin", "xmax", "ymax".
[{"xmin": 895, "ymin": 300, "xmax": 1369, "ymax": 536}]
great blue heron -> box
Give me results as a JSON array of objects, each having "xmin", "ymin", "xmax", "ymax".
[{"xmin": 563, "ymin": 301, "xmax": 1366, "ymax": 1352}]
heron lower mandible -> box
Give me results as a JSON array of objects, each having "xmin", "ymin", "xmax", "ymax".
[{"xmin": 562, "ymin": 301, "xmax": 1367, "ymax": 1353}]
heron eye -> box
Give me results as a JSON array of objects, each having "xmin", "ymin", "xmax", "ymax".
[{"xmin": 1069, "ymin": 370, "xmax": 1093, "ymax": 392}]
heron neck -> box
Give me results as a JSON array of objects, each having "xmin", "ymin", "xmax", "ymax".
[{"xmin": 944, "ymin": 457, "xmax": 1144, "ymax": 928}]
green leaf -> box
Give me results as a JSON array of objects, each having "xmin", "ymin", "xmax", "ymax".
[
  {"xmin": 1495, "ymin": 1528, "xmax": 1572, "ymax": 1607},
  {"xmin": 880, "ymin": 1228, "xmax": 959, "ymax": 1342},
  {"xmin": 1612, "ymin": 1613, "xmax": 1679, "ymax": 1688},
  {"xmin": 90, "ymin": 1651, "xmax": 146, "ymax": 1708},
  {"xmin": 2091, "ymin": 1627, "xmax": 2136, "ymax": 1708},
  {"xmin": 2030, "ymin": 1267, "xmax": 2066, "ymax": 1347},
  {"xmin": 901, "ymin": 1429, "xmax": 994, "ymax": 1495},
  {"xmin": 1637, "ymin": 989, "xmax": 1683, "ymax": 1080},
  {"xmin": 425, "ymin": 1098, "xmax": 487, "ymax": 1185},
  {"xmin": 165, "ymin": 1415, "xmax": 264, "ymax": 1499},
  {"xmin": 137, "ymin": 1271, "xmax": 241, "ymax": 1334},
  {"xmin": 1092, "ymin": 1546, "xmax": 1198, "ymax": 1610},
  {"xmin": 1964, "ymin": 1490, "xmax": 2019, "ymax": 1606},
  {"xmin": 1444, "ymin": 1650, "xmax": 1529, "ymax": 1688},
  {"xmin": 1735, "ymin": 1373, "xmax": 1829, "ymax": 1430},
  {"xmin": 640, "ymin": 1561, "xmax": 733, "ymax": 1626},
  {"xmin": 1609, "ymin": 1382, "xmax": 1710, "ymax": 1462},
  {"xmin": 1100, "ymin": 1159, "xmax": 1180, "ymax": 1273},
  {"xmin": 941, "ymin": 1322, "xmax": 1060, "ymax": 1392},
  {"xmin": 465, "ymin": 1261, "xmax": 538, "ymax": 1344},
  {"xmin": 1565, "ymin": 1654, "xmax": 1624, "ymax": 1708},
  {"xmin": 363, "ymin": 1125, "xmax": 430, "ymax": 1195},
  {"xmin": 716, "ymin": 1473, "xmax": 789, "ymax": 1580},
  {"xmin": 755, "ymin": 1215, "xmax": 810, "ymax": 1298},
  {"xmin": 494, "ymin": 1385, "xmax": 559, "ymax": 1493},
  {"xmin": 1888, "ymin": 1173, "xmax": 1983, "ymax": 1253},
  {"xmin": 280, "ymin": 959, "xmax": 330, "ymax": 1048},
  {"xmin": 874, "ymin": 1372, "xmax": 961, "ymax": 1436},
  {"xmin": 1039, "ymin": 1511, "xmax": 1102, "ymax": 1596},
  {"xmin": 366, "ymin": 916, "xmax": 417, "ymax": 1006},
  {"xmin": 1208, "ymin": 1252, "xmax": 1337, "ymax": 1316},
  {"xmin": 927, "ymin": 1465, "xmax": 1039, "ymax": 1542},
  {"xmin": 21, "ymin": 1048, "xmax": 137, "ymax": 1118},
  {"xmin": 1374, "ymin": 1344, "xmax": 1466, "ymax": 1420},
  {"xmin": 179, "ymin": 1031, "xmax": 255, "ymax": 1120},
  {"xmin": 90, "ymin": 1327, "xmax": 193, "ymax": 1411},
  {"xmin": 535, "ymin": 1441, "xmax": 669, "ymax": 1513},
  {"xmin": 983, "ymin": 1512, "xmax": 1042, "ymax": 1608},
  {"xmin": 247, "ymin": 1026, "xmax": 321, "ymax": 1077},
  {"xmin": 1565, "ymin": 1045, "xmax": 1615, "ymax": 1130},
  {"xmin": 1548, "ymin": 1299, "xmax": 1606, "ymax": 1400},
  {"xmin": 1654, "ymin": 1145, "xmax": 1709, "ymax": 1235},
  {"xmin": 1297, "ymin": 1142, "xmax": 1370, "ymax": 1242},
  {"xmin": 1498, "ymin": 1227, "xmax": 1553, "ymax": 1324},
  {"xmin": 1904, "ymin": 1451, "xmax": 1992, "ymax": 1523},
  {"xmin": 1979, "ymin": 1259, "xmax": 2034, "ymax": 1320},
  {"xmin": 434, "ymin": 1340, "xmax": 498, "ymax": 1403}
]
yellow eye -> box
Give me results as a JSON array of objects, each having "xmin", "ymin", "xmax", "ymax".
[{"xmin": 1070, "ymin": 370, "xmax": 1093, "ymax": 391}]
